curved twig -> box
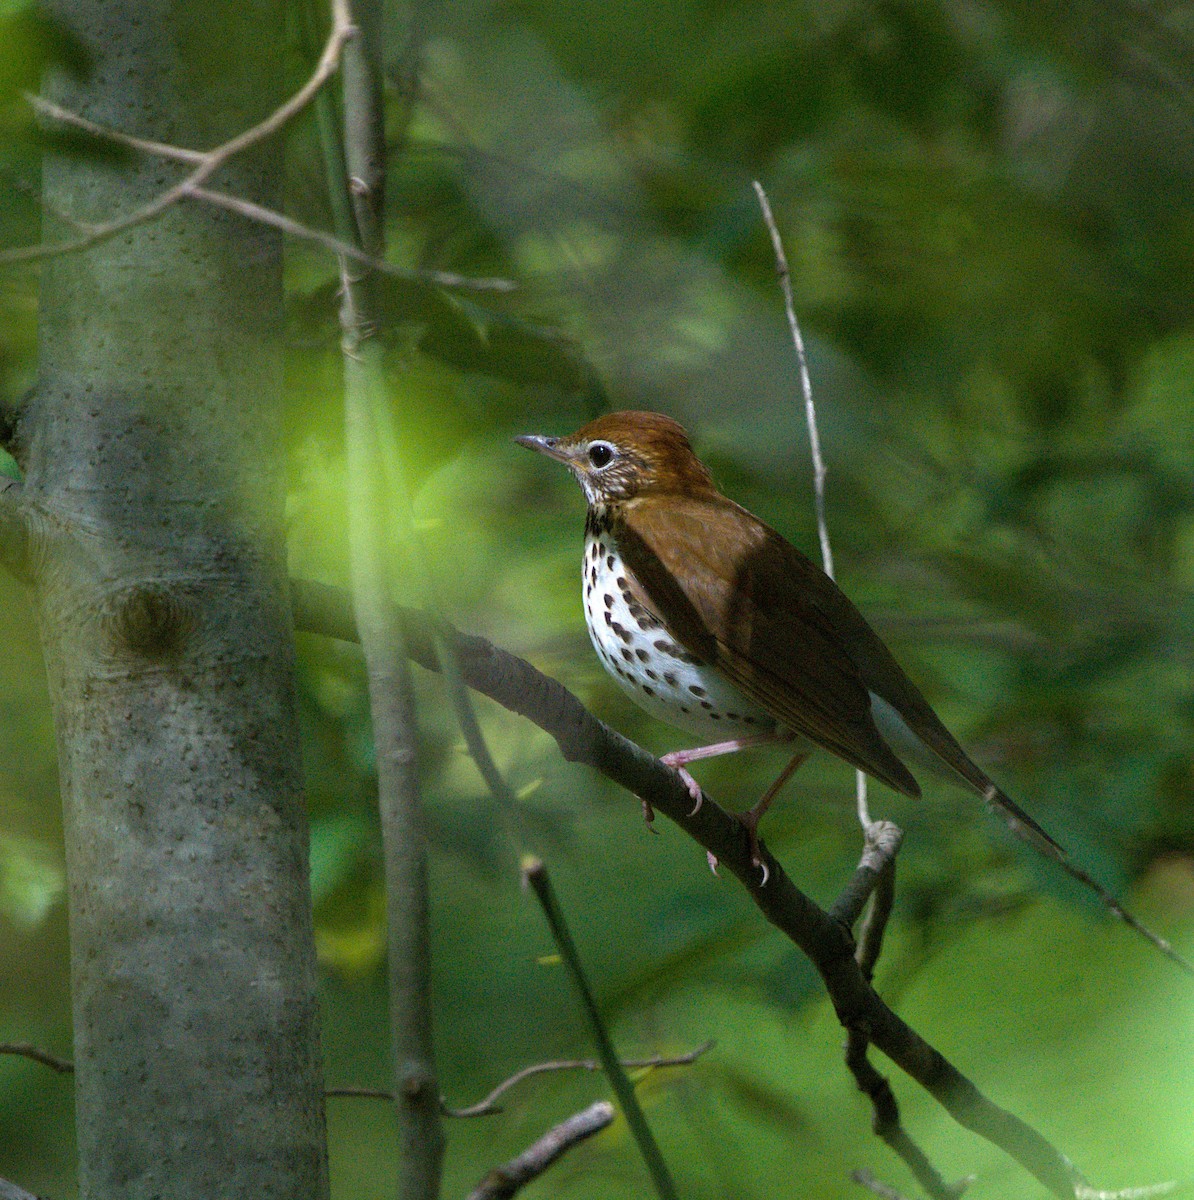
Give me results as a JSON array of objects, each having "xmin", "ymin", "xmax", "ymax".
[
  {"xmin": 326, "ymin": 1041, "xmax": 713, "ymax": 1117},
  {"xmin": 0, "ymin": 1041, "xmax": 74, "ymax": 1074}
]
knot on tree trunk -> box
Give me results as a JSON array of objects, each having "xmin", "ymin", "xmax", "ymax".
[{"xmin": 103, "ymin": 582, "xmax": 195, "ymax": 659}]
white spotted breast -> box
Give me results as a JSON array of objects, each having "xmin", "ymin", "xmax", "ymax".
[{"xmin": 580, "ymin": 519, "xmax": 776, "ymax": 740}]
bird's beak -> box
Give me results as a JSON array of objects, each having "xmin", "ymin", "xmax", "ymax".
[{"xmin": 514, "ymin": 433, "xmax": 572, "ymax": 465}]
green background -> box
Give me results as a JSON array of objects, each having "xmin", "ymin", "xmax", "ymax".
[{"xmin": 2, "ymin": 0, "xmax": 1193, "ymax": 1196}]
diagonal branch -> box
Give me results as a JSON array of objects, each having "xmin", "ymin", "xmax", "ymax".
[
  {"xmin": 290, "ymin": 578, "xmax": 1086, "ymax": 1198},
  {"xmin": 464, "ymin": 1101, "xmax": 614, "ymax": 1200}
]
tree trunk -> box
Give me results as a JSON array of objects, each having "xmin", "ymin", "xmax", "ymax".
[{"xmin": 29, "ymin": 2, "xmax": 329, "ymax": 1197}]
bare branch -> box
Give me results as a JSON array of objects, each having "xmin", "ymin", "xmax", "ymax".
[
  {"xmin": 464, "ymin": 1101, "xmax": 615, "ymax": 1200},
  {"xmin": 752, "ymin": 179, "xmax": 833, "ymax": 576},
  {"xmin": 846, "ymin": 1033, "xmax": 973, "ymax": 1200},
  {"xmin": 1, "ymin": 0, "xmax": 357, "ymax": 267},
  {"xmin": 752, "ymin": 181, "xmax": 875, "ymax": 837},
  {"xmin": 0, "ymin": 1041, "xmax": 74, "ymax": 1074},
  {"xmin": 1075, "ymin": 1183, "xmax": 1186, "ymax": 1200},
  {"xmin": 442, "ymin": 1040, "xmax": 713, "ymax": 1118},
  {"xmin": 829, "ymin": 820, "xmax": 902, "ymax": 931},
  {"xmin": 856, "ymin": 849, "xmax": 897, "ymax": 982},
  {"xmin": 325, "ymin": 1041, "xmax": 713, "ymax": 1117},
  {"xmin": 24, "ymin": 96, "xmax": 513, "ymax": 292},
  {"xmin": 289, "ymin": 579, "xmax": 1087, "ymax": 1198}
]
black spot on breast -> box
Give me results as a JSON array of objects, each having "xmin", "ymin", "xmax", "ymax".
[
  {"xmin": 606, "ymin": 555, "xmax": 615, "ymax": 569},
  {"xmin": 644, "ymin": 669, "xmax": 658, "ymax": 681},
  {"xmin": 616, "ymin": 576, "xmax": 628, "ymax": 589},
  {"xmin": 620, "ymin": 648, "xmax": 634, "ymax": 663},
  {"xmin": 709, "ymin": 712, "xmax": 721, "ymax": 720},
  {"xmin": 743, "ymin": 715, "xmax": 756, "ymax": 725},
  {"xmin": 603, "ymin": 611, "xmax": 612, "ymax": 626},
  {"xmin": 677, "ymin": 651, "xmax": 701, "ymax": 665},
  {"xmin": 680, "ymin": 705, "xmax": 690, "ymax": 714},
  {"xmin": 628, "ymin": 601, "xmax": 662, "ymax": 631},
  {"xmin": 688, "ymin": 685, "xmax": 706, "ymax": 698},
  {"xmin": 597, "ymin": 542, "xmax": 606, "ymax": 557},
  {"xmin": 643, "ymin": 686, "xmax": 655, "ymax": 697},
  {"xmin": 663, "ymin": 672, "xmax": 678, "ymax": 687},
  {"xmin": 726, "ymin": 712, "xmax": 739, "ymax": 720},
  {"xmin": 654, "ymin": 638, "xmax": 680, "ymax": 655},
  {"xmin": 603, "ymin": 594, "xmax": 614, "ymax": 610},
  {"xmin": 612, "ymin": 622, "xmax": 632, "ymax": 644},
  {"xmin": 635, "ymin": 648, "xmax": 649, "ymax": 662},
  {"xmin": 700, "ymin": 700, "xmax": 713, "ymax": 710}
]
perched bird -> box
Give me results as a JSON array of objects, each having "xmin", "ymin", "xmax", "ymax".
[{"xmin": 516, "ymin": 410, "xmax": 1063, "ymax": 875}]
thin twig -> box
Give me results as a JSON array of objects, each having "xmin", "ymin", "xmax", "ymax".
[
  {"xmin": 753, "ymin": 180, "xmax": 833, "ymax": 577},
  {"xmin": 464, "ymin": 1100, "xmax": 615, "ymax": 1200},
  {"xmin": 188, "ymin": 186, "xmax": 513, "ymax": 289},
  {"xmin": 522, "ymin": 857, "xmax": 679, "ymax": 1200},
  {"xmin": 444, "ymin": 1042, "xmax": 712, "ymax": 1118},
  {"xmin": 328, "ymin": 1041, "xmax": 715, "ymax": 1116},
  {"xmin": 24, "ymin": 95, "xmax": 512, "ymax": 292},
  {"xmin": 0, "ymin": 1042, "xmax": 74, "ymax": 1074},
  {"xmin": 1, "ymin": 0, "xmax": 357, "ymax": 266},
  {"xmin": 752, "ymin": 180, "xmax": 873, "ymax": 829},
  {"xmin": 1075, "ymin": 1183, "xmax": 1185, "ymax": 1200}
]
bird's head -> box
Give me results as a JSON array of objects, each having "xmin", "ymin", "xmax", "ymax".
[{"xmin": 515, "ymin": 410, "xmax": 713, "ymax": 506}]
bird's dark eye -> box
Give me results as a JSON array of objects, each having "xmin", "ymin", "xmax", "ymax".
[{"xmin": 588, "ymin": 443, "xmax": 614, "ymax": 468}]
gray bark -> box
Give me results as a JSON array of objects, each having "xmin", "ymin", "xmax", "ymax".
[{"xmin": 30, "ymin": 1, "xmax": 329, "ymax": 1197}]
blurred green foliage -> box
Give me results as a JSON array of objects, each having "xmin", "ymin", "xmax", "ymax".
[{"xmin": 3, "ymin": 0, "xmax": 1194, "ymax": 1196}]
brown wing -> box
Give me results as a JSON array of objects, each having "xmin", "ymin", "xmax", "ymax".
[{"xmin": 612, "ymin": 494, "xmax": 921, "ymax": 797}]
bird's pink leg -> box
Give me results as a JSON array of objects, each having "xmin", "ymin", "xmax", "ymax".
[
  {"xmin": 661, "ymin": 733, "xmax": 782, "ymax": 816},
  {"xmin": 738, "ymin": 751, "xmax": 810, "ymax": 885}
]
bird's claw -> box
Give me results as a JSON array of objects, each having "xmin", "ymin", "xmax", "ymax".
[
  {"xmin": 660, "ymin": 755, "xmax": 704, "ymax": 816},
  {"xmin": 737, "ymin": 811, "xmax": 770, "ymax": 887},
  {"xmin": 641, "ymin": 797, "xmax": 659, "ymax": 832}
]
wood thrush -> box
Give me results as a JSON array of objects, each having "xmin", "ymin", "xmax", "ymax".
[{"xmin": 517, "ymin": 410, "xmax": 1063, "ymax": 874}]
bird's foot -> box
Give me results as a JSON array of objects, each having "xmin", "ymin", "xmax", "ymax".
[
  {"xmin": 706, "ymin": 850, "xmax": 719, "ymax": 876},
  {"xmin": 660, "ymin": 753, "xmax": 704, "ymax": 816},
  {"xmin": 736, "ymin": 807, "xmax": 770, "ymax": 887},
  {"xmin": 640, "ymin": 797, "xmax": 659, "ymax": 832}
]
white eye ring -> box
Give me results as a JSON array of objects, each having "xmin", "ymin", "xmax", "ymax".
[{"xmin": 587, "ymin": 442, "xmax": 615, "ymax": 469}]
